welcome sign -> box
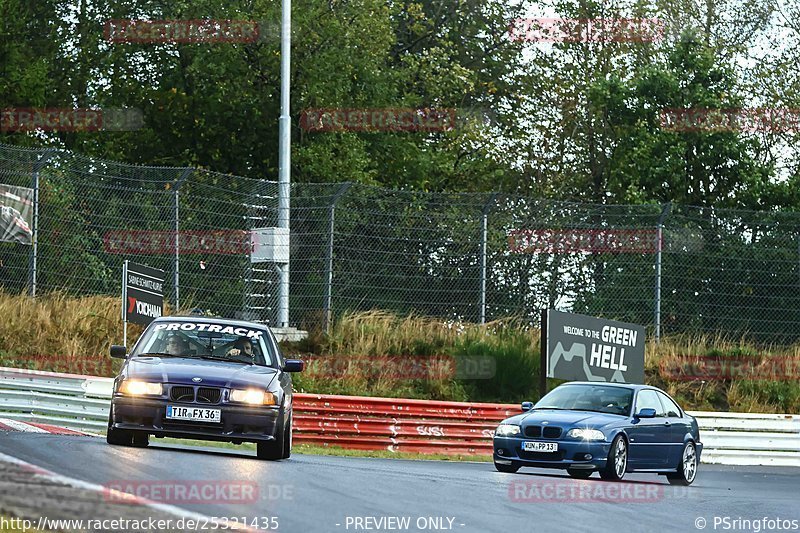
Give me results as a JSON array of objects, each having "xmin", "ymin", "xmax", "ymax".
[{"xmin": 543, "ymin": 310, "xmax": 645, "ymax": 384}]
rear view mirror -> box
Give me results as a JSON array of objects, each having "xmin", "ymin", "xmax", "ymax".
[
  {"xmin": 283, "ymin": 359, "xmax": 304, "ymax": 373},
  {"xmin": 521, "ymin": 401, "xmax": 533, "ymax": 411},
  {"xmin": 110, "ymin": 345, "xmax": 127, "ymax": 359},
  {"xmin": 635, "ymin": 407, "xmax": 657, "ymax": 419}
]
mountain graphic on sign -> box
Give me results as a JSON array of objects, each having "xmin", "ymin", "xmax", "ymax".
[{"xmin": 549, "ymin": 342, "xmax": 625, "ymax": 382}]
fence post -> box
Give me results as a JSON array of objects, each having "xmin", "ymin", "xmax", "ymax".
[
  {"xmin": 480, "ymin": 193, "xmax": 499, "ymax": 324},
  {"xmin": 323, "ymin": 183, "xmax": 352, "ymax": 332},
  {"xmin": 27, "ymin": 149, "xmax": 55, "ymax": 297},
  {"xmin": 173, "ymin": 169, "xmax": 193, "ymax": 311},
  {"xmin": 654, "ymin": 202, "xmax": 672, "ymax": 342}
]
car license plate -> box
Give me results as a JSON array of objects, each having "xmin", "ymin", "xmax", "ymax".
[
  {"xmin": 522, "ymin": 441, "xmax": 558, "ymax": 452},
  {"xmin": 166, "ymin": 405, "xmax": 221, "ymax": 423}
]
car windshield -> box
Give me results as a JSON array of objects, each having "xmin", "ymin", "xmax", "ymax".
[
  {"xmin": 130, "ymin": 320, "xmax": 277, "ymax": 367},
  {"xmin": 534, "ymin": 384, "xmax": 633, "ymax": 416}
]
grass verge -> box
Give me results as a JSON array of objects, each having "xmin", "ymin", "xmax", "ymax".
[
  {"xmin": 1, "ymin": 292, "xmax": 799, "ymax": 413},
  {"xmin": 154, "ymin": 437, "xmax": 491, "ymax": 462}
]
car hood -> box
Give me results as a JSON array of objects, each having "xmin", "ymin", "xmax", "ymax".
[
  {"xmin": 505, "ymin": 409, "xmax": 625, "ymax": 429},
  {"xmin": 125, "ymin": 356, "xmax": 279, "ymax": 390}
]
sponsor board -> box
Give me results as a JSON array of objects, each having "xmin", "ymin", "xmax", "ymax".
[
  {"xmin": 544, "ymin": 310, "xmax": 645, "ymax": 384},
  {"xmin": 123, "ymin": 262, "xmax": 164, "ymax": 326},
  {"xmin": 0, "ymin": 184, "xmax": 33, "ymax": 245}
]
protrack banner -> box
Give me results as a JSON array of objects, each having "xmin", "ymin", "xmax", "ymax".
[
  {"xmin": 543, "ymin": 310, "xmax": 645, "ymax": 384},
  {"xmin": 123, "ymin": 261, "xmax": 164, "ymax": 326}
]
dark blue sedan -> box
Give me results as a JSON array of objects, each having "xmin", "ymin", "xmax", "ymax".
[
  {"xmin": 106, "ymin": 316, "xmax": 304, "ymax": 460},
  {"xmin": 493, "ymin": 382, "xmax": 701, "ymax": 485}
]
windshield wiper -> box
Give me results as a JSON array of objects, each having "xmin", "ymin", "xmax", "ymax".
[
  {"xmin": 200, "ymin": 355, "xmax": 254, "ymax": 365},
  {"xmin": 136, "ymin": 352, "xmax": 186, "ymax": 358}
]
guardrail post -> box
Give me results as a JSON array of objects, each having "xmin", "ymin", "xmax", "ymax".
[
  {"xmin": 654, "ymin": 202, "xmax": 671, "ymax": 342},
  {"xmin": 323, "ymin": 183, "xmax": 352, "ymax": 332},
  {"xmin": 27, "ymin": 149, "xmax": 56, "ymax": 297}
]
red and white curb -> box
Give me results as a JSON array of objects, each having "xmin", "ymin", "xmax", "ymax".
[{"xmin": 0, "ymin": 418, "xmax": 94, "ymax": 436}]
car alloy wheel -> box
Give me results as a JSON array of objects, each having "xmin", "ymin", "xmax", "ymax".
[
  {"xmin": 668, "ymin": 441, "xmax": 697, "ymax": 486},
  {"xmin": 614, "ymin": 438, "xmax": 627, "ymax": 477},
  {"xmin": 600, "ymin": 434, "xmax": 627, "ymax": 481}
]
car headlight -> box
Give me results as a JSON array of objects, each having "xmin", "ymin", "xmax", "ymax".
[
  {"xmin": 566, "ymin": 428, "xmax": 606, "ymax": 441},
  {"xmin": 119, "ymin": 380, "xmax": 162, "ymax": 396},
  {"xmin": 495, "ymin": 424, "xmax": 521, "ymax": 437},
  {"xmin": 230, "ymin": 389, "xmax": 277, "ymax": 405}
]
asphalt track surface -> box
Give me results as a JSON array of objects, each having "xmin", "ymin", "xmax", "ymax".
[{"xmin": 1, "ymin": 432, "xmax": 799, "ymax": 533}]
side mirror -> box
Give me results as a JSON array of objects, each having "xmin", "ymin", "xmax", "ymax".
[
  {"xmin": 521, "ymin": 401, "xmax": 533, "ymax": 412},
  {"xmin": 110, "ymin": 345, "xmax": 127, "ymax": 359},
  {"xmin": 635, "ymin": 407, "xmax": 657, "ymax": 419},
  {"xmin": 283, "ymin": 359, "xmax": 305, "ymax": 373}
]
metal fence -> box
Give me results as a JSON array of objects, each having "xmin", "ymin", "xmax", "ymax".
[{"xmin": 3, "ymin": 142, "xmax": 800, "ymax": 343}]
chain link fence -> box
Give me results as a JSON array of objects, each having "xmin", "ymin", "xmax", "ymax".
[{"xmin": 2, "ymin": 142, "xmax": 800, "ymax": 344}]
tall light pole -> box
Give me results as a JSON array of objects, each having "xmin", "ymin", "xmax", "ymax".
[{"xmin": 277, "ymin": 0, "xmax": 291, "ymax": 327}]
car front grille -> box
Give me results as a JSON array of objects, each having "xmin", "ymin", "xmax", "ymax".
[
  {"xmin": 543, "ymin": 426, "xmax": 562, "ymax": 439},
  {"xmin": 196, "ymin": 387, "xmax": 222, "ymax": 404},
  {"xmin": 518, "ymin": 450, "xmax": 565, "ymax": 461},
  {"xmin": 170, "ymin": 386, "xmax": 195, "ymax": 402},
  {"xmin": 523, "ymin": 426, "xmax": 562, "ymax": 438},
  {"xmin": 524, "ymin": 426, "xmax": 541, "ymax": 438}
]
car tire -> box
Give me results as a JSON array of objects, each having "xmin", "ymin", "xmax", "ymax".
[
  {"xmin": 106, "ymin": 410, "xmax": 133, "ymax": 446},
  {"xmin": 667, "ymin": 441, "xmax": 698, "ymax": 486},
  {"xmin": 599, "ymin": 434, "xmax": 627, "ymax": 481},
  {"xmin": 567, "ymin": 469, "xmax": 593, "ymax": 479},
  {"xmin": 494, "ymin": 460, "xmax": 520, "ymax": 473},
  {"xmin": 131, "ymin": 432, "xmax": 150, "ymax": 447},
  {"xmin": 257, "ymin": 415, "xmax": 286, "ymax": 461},
  {"xmin": 281, "ymin": 416, "xmax": 292, "ymax": 459}
]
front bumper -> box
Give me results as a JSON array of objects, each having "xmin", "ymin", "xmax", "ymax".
[
  {"xmin": 493, "ymin": 436, "xmax": 611, "ymax": 470},
  {"xmin": 111, "ymin": 396, "xmax": 282, "ymax": 444}
]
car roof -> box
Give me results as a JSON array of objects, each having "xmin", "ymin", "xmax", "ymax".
[
  {"xmin": 151, "ymin": 315, "xmax": 270, "ymax": 331},
  {"xmin": 560, "ymin": 381, "xmax": 653, "ymax": 392}
]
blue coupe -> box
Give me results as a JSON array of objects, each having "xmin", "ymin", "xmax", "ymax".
[{"xmin": 493, "ymin": 382, "xmax": 701, "ymax": 485}]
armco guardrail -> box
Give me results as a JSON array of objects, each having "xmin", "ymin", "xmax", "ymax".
[{"xmin": 0, "ymin": 366, "xmax": 798, "ymax": 465}]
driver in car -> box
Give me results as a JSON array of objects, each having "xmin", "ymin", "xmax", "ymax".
[
  {"xmin": 164, "ymin": 334, "xmax": 190, "ymax": 355},
  {"xmin": 226, "ymin": 336, "xmax": 254, "ymax": 360}
]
